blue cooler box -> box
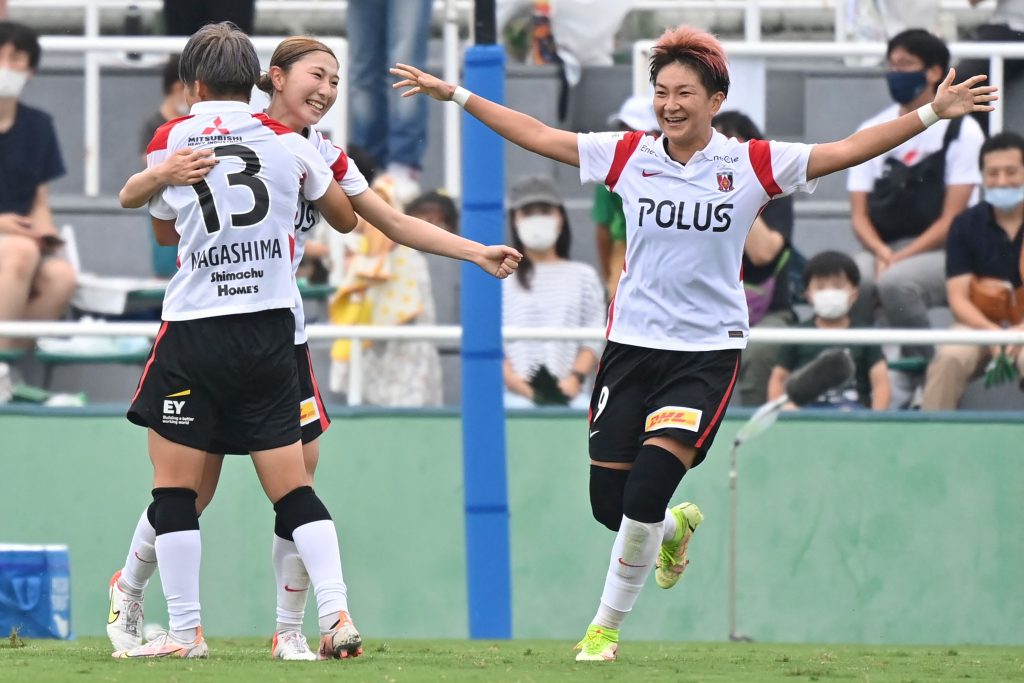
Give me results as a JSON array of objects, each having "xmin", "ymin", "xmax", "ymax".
[{"xmin": 0, "ymin": 544, "xmax": 72, "ymax": 639}]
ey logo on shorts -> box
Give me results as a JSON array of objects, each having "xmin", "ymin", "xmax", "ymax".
[
  {"xmin": 644, "ymin": 406, "xmax": 702, "ymax": 433},
  {"xmin": 299, "ymin": 396, "xmax": 320, "ymax": 427},
  {"xmin": 162, "ymin": 389, "xmax": 195, "ymax": 427}
]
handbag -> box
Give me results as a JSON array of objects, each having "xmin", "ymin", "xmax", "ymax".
[{"xmin": 868, "ymin": 117, "xmax": 962, "ymax": 243}]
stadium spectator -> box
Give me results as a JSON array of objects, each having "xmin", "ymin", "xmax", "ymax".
[
  {"xmin": 138, "ymin": 54, "xmax": 187, "ymax": 278},
  {"xmin": 407, "ymin": 189, "xmax": 460, "ymax": 323},
  {"xmin": 713, "ymin": 110, "xmax": 798, "ymax": 406},
  {"xmin": 958, "ymin": 0, "xmax": 1024, "ymax": 134},
  {"xmin": 593, "ymin": 95, "xmax": 658, "ymax": 298},
  {"xmin": 922, "ymin": 131, "xmax": 1024, "ymax": 409},
  {"xmin": 848, "ymin": 29, "xmax": 986, "ymax": 360},
  {"xmin": 348, "ymin": 0, "xmax": 432, "ymax": 205},
  {"xmin": 328, "ymin": 176, "xmax": 444, "ymax": 407},
  {"xmin": 0, "ymin": 21, "xmax": 75, "ymax": 351},
  {"xmin": 502, "ymin": 175, "xmax": 605, "ymax": 409},
  {"xmin": 393, "ymin": 22, "xmax": 993, "ymax": 661},
  {"xmin": 163, "ymin": 0, "xmax": 255, "ymax": 35},
  {"xmin": 768, "ymin": 251, "xmax": 891, "ymax": 410}
]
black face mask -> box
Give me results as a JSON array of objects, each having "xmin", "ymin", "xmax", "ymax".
[{"xmin": 886, "ymin": 70, "xmax": 928, "ymax": 104}]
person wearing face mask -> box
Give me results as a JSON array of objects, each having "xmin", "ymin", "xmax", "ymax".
[
  {"xmin": 922, "ymin": 131, "xmax": 1024, "ymax": 409},
  {"xmin": 502, "ymin": 176, "xmax": 605, "ymax": 409},
  {"xmin": 848, "ymin": 29, "xmax": 986, "ymax": 362},
  {"xmin": 768, "ymin": 251, "xmax": 891, "ymax": 410},
  {"xmin": 0, "ymin": 21, "xmax": 76, "ymax": 352}
]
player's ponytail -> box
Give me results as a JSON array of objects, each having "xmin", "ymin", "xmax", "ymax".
[{"xmin": 256, "ymin": 71, "xmax": 274, "ymax": 94}]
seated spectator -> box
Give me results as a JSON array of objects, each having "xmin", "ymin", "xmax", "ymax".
[
  {"xmin": 327, "ymin": 177, "xmax": 442, "ymax": 407},
  {"xmin": 922, "ymin": 132, "xmax": 1024, "ymax": 409},
  {"xmin": 502, "ymin": 176, "xmax": 604, "ymax": 409},
  {"xmin": 406, "ymin": 190, "xmax": 458, "ymax": 235},
  {"xmin": 0, "ymin": 21, "xmax": 75, "ymax": 350},
  {"xmin": 847, "ymin": 29, "xmax": 985, "ymax": 360},
  {"xmin": 139, "ymin": 54, "xmax": 186, "ymax": 279},
  {"xmin": 713, "ymin": 110, "xmax": 798, "ymax": 406},
  {"xmin": 593, "ymin": 95, "xmax": 658, "ymax": 298},
  {"xmin": 768, "ymin": 251, "xmax": 891, "ymax": 410}
]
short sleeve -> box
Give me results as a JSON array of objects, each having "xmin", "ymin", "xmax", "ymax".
[
  {"xmin": 148, "ymin": 189, "xmax": 175, "ymax": 220},
  {"xmin": 777, "ymin": 343, "xmax": 799, "ymax": 372},
  {"xmin": 944, "ymin": 214, "xmax": 974, "ymax": 279},
  {"xmin": 288, "ymin": 134, "xmax": 333, "ymax": 201},
  {"xmin": 944, "ymin": 118, "xmax": 985, "ymax": 186},
  {"xmin": 862, "ymin": 344, "xmax": 885, "ymax": 370},
  {"xmin": 315, "ymin": 131, "xmax": 370, "ymax": 197},
  {"xmin": 36, "ymin": 111, "xmax": 65, "ymax": 185},
  {"xmin": 578, "ymin": 131, "xmax": 643, "ymax": 188},
  {"xmin": 748, "ymin": 139, "xmax": 818, "ymax": 198}
]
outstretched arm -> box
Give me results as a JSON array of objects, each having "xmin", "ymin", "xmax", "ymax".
[
  {"xmin": 391, "ymin": 63, "xmax": 581, "ymax": 168},
  {"xmin": 350, "ymin": 188, "xmax": 522, "ymax": 279},
  {"xmin": 807, "ymin": 69, "xmax": 997, "ymax": 180}
]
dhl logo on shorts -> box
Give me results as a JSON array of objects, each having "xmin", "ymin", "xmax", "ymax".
[
  {"xmin": 644, "ymin": 406, "xmax": 702, "ymax": 433},
  {"xmin": 299, "ymin": 397, "xmax": 320, "ymax": 427}
]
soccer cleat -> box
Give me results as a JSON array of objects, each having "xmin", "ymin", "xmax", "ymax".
[
  {"xmin": 574, "ymin": 623, "xmax": 619, "ymax": 661},
  {"xmin": 272, "ymin": 629, "xmax": 317, "ymax": 661},
  {"xmin": 112, "ymin": 626, "xmax": 208, "ymax": 659},
  {"xmin": 655, "ymin": 502, "xmax": 704, "ymax": 589},
  {"xmin": 106, "ymin": 570, "xmax": 143, "ymax": 652},
  {"xmin": 317, "ymin": 611, "xmax": 363, "ymax": 660}
]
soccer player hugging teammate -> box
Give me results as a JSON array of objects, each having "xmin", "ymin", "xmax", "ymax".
[
  {"xmin": 392, "ymin": 25, "xmax": 997, "ymax": 661},
  {"xmin": 110, "ymin": 28, "xmax": 521, "ymax": 661}
]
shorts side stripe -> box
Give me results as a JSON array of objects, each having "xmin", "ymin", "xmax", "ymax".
[
  {"xmin": 131, "ymin": 321, "xmax": 169, "ymax": 404},
  {"xmin": 306, "ymin": 345, "xmax": 329, "ymax": 432},
  {"xmin": 694, "ymin": 355, "xmax": 740, "ymax": 449}
]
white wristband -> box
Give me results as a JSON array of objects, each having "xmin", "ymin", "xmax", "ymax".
[
  {"xmin": 451, "ymin": 86, "xmax": 472, "ymax": 108},
  {"xmin": 916, "ymin": 103, "xmax": 940, "ymax": 128}
]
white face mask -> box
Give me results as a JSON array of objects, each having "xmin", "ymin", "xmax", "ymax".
[
  {"xmin": 174, "ymin": 99, "xmax": 191, "ymax": 116},
  {"xmin": 516, "ymin": 214, "xmax": 560, "ymax": 251},
  {"xmin": 0, "ymin": 67, "xmax": 28, "ymax": 99},
  {"xmin": 811, "ymin": 288, "xmax": 852, "ymax": 319}
]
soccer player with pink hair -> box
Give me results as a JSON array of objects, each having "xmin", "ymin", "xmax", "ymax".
[{"xmin": 393, "ymin": 24, "xmax": 996, "ymax": 660}]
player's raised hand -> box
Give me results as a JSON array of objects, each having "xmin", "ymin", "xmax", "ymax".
[
  {"xmin": 391, "ymin": 63, "xmax": 457, "ymax": 102},
  {"xmin": 157, "ymin": 148, "xmax": 218, "ymax": 186},
  {"xmin": 932, "ymin": 68, "xmax": 999, "ymax": 119},
  {"xmin": 476, "ymin": 244, "xmax": 523, "ymax": 279}
]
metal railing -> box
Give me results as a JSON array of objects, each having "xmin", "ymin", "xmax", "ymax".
[{"xmin": 2, "ymin": 320, "xmax": 1022, "ymax": 405}]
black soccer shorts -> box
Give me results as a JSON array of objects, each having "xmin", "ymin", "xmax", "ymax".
[
  {"xmin": 127, "ymin": 308, "xmax": 301, "ymax": 453},
  {"xmin": 587, "ymin": 341, "xmax": 741, "ymax": 467}
]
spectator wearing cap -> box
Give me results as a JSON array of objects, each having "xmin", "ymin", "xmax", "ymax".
[
  {"xmin": 0, "ymin": 21, "xmax": 75, "ymax": 350},
  {"xmin": 503, "ymin": 175, "xmax": 606, "ymax": 408},
  {"xmin": 592, "ymin": 95, "xmax": 659, "ymax": 298},
  {"xmin": 713, "ymin": 110, "xmax": 798, "ymax": 406}
]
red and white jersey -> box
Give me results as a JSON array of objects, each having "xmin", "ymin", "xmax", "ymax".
[
  {"xmin": 289, "ymin": 126, "xmax": 369, "ymax": 343},
  {"xmin": 578, "ymin": 129, "xmax": 817, "ymax": 351},
  {"xmin": 147, "ymin": 101, "xmax": 333, "ymax": 321}
]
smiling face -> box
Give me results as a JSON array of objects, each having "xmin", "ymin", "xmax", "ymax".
[
  {"xmin": 653, "ymin": 62, "xmax": 724, "ymax": 153},
  {"xmin": 268, "ymin": 50, "xmax": 339, "ymax": 130}
]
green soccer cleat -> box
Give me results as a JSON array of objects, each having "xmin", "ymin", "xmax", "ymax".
[
  {"xmin": 655, "ymin": 502, "xmax": 704, "ymax": 589},
  {"xmin": 574, "ymin": 623, "xmax": 619, "ymax": 662}
]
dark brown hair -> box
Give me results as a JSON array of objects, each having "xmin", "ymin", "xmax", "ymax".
[
  {"xmin": 179, "ymin": 22, "xmax": 259, "ymax": 98},
  {"xmin": 257, "ymin": 36, "xmax": 337, "ymax": 94}
]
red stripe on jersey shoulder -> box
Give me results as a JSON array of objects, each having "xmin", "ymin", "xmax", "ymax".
[
  {"xmin": 146, "ymin": 115, "xmax": 194, "ymax": 154},
  {"xmin": 252, "ymin": 112, "xmax": 293, "ymax": 135},
  {"xmin": 748, "ymin": 139, "xmax": 782, "ymax": 197},
  {"xmin": 322, "ymin": 136, "xmax": 350, "ymax": 182},
  {"xmin": 604, "ymin": 130, "xmax": 645, "ymax": 192}
]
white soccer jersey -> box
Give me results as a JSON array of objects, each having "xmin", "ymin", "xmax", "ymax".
[
  {"xmin": 147, "ymin": 101, "xmax": 333, "ymax": 321},
  {"xmin": 288, "ymin": 126, "xmax": 369, "ymax": 343},
  {"xmin": 578, "ymin": 129, "xmax": 817, "ymax": 351}
]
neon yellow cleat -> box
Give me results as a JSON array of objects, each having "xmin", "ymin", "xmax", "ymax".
[
  {"xmin": 655, "ymin": 502, "xmax": 703, "ymax": 589},
  {"xmin": 574, "ymin": 623, "xmax": 619, "ymax": 661}
]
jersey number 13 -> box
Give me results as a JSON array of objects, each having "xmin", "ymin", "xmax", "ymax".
[{"xmin": 192, "ymin": 144, "xmax": 270, "ymax": 234}]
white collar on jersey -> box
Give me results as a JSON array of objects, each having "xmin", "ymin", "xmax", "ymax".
[
  {"xmin": 653, "ymin": 128, "xmax": 728, "ymax": 164},
  {"xmin": 188, "ymin": 100, "xmax": 251, "ymax": 115}
]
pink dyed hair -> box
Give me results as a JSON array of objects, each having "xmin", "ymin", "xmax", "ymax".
[{"xmin": 649, "ymin": 25, "xmax": 730, "ymax": 96}]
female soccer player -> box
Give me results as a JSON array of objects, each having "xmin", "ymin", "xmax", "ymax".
[
  {"xmin": 392, "ymin": 25, "xmax": 996, "ymax": 661},
  {"xmin": 109, "ymin": 34, "xmax": 521, "ymax": 660}
]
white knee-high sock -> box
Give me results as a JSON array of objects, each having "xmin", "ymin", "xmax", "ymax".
[
  {"xmin": 272, "ymin": 534, "xmax": 309, "ymax": 632},
  {"xmin": 154, "ymin": 530, "xmax": 201, "ymax": 638},
  {"xmin": 120, "ymin": 508, "xmax": 157, "ymax": 594},
  {"xmin": 290, "ymin": 519, "xmax": 349, "ymax": 634},
  {"xmin": 593, "ymin": 515, "xmax": 663, "ymax": 630}
]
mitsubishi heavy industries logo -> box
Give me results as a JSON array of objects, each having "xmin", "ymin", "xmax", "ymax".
[{"xmin": 201, "ymin": 116, "xmax": 231, "ymax": 135}]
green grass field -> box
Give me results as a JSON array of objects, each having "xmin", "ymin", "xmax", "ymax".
[{"xmin": 2, "ymin": 637, "xmax": 1023, "ymax": 682}]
